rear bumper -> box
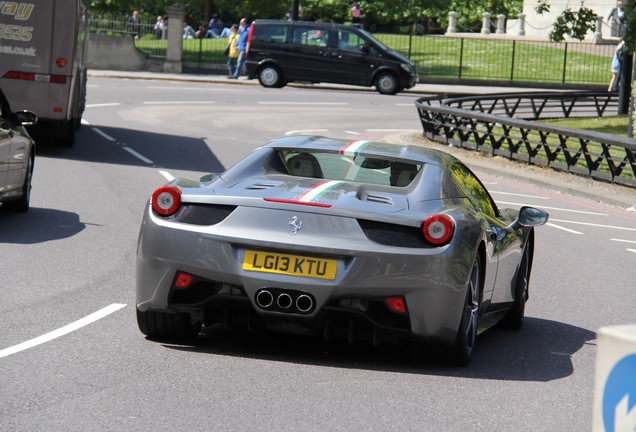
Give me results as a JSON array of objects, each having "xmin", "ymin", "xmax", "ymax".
[{"xmin": 136, "ymin": 205, "xmax": 473, "ymax": 346}]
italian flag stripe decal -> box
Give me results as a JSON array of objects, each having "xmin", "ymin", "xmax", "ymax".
[
  {"xmin": 297, "ymin": 180, "xmax": 343, "ymax": 202},
  {"xmin": 339, "ymin": 140, "xmax": 369, "ymax": 156}
]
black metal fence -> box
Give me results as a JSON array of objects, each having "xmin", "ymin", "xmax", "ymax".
[
  {"xmin": 88, "ymin": 14, "xmax": 616, "ymax": 86},
  {"xmin": 415, "ymin": 92, "xmax": 636, "ymax": 187}
]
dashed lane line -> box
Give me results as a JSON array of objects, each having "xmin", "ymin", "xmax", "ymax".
[
  {"xmin": 546, "ymin": 222, "xmax": 583, "ymax": 235},
  {"xmin": 496, "ymin": 201, "xmax": 607, "ymax": 216},
  {"xmin": 0, "ymin": 304, "xmax": 127, "ymax": 359}
]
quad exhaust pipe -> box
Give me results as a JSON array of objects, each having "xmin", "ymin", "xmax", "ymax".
[{"xmin": 255, "ymin": 289, "xmax": 315, "ymax": 314}]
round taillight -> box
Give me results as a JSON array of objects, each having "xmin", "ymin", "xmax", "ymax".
[
  {"xmin": 151, "ymin": 186, "xmax": 181, "ymax": 216},
  {"xmin": 56, "ymin": 57, "xmax": 67, "ymax": 68},
  {"xmin": 423, "ymin": 214, "xmax": 455, "ymax": 245}
]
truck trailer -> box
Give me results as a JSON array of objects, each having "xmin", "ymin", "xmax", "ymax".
[{"xmin": 0, "ymin": 0, "xmax": 89, "ymax": 146}]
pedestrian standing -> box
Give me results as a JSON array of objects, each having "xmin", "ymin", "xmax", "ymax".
[
  {"xmin": 231, "ymin": 20, "xmax": 250, "ymax": 79},
  {"xmin": 608, "ymin": 39, "xmax": 625, "ymax": 92},
  {"xmin": 351, "ymin": 3, "xmax": 362, "ymax": 27},
  {"xmin": 226, "ymin": 25, "xmax": 240, "ymax": 78},
  {"xmin": 127, "ymin": 10, "xmax": 141, "ymax": 40},
  {"xmin": 607, "ymin": 1, "xmax": 626, "ymax": 37}
]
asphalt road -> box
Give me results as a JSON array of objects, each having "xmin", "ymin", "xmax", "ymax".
[{"xmin": 1, "ymin": 77, "xmax": 635, "ymax": 431}]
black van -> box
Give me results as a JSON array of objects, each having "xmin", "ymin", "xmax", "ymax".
[{"xmin": 245, "ymin": 20, "xmax": 418, "ymax": 95}]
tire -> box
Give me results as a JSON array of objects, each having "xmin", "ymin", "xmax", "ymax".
[
  {"xmin": 375, "ymin": 71, "xmax": 399, "ymax": 95},
  {"xmin": 499, "ymin": 245, "xmax": 531, "ymax": 329},
  {"xmin": 448, "ymin": 255, "xmax": 482, "ymax": 366},
  {"xmin": 136, "ymin": 308, "xmax": 201, "ymax": 341},
  {"xmin": 258, "ymin": 65, "xmax": 284, "ymax": 88},
  {"xmin": 2, "ymin": 153, "xmax": 33, "ymax": 212}
]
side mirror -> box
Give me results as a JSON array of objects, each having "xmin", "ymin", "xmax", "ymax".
[
  {"xmin": 15, "ymin": 111, "xmax": 37, "ymax": 126},
  {"xmin": 360, "ymin": 44, "xmax": 370, "ymax": 54},
  {"xmin": 507, "ymin": 206, "xmax": 549, "ymax": 232},
  {"xmin": 518, "ymin": 206, "xmax": 549, "ymax": 227}
]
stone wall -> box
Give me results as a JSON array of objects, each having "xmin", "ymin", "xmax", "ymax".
[{"xmin": 86, "ymin": 33, "xmax": 161, "ymax": 71}]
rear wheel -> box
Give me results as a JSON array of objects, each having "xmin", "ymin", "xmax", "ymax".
[
  {"xmin": 136, "ymin": 308, "xmax": 201, "ymax": 341},
  {"xmin": 375, "ymin": 71, "xmax": 399, "ymax": 95},
  {"xmin": 448, "ymin": 255, "xmax": 482, "ymax": 366},
  {"xmin": 2, "ymin": 154, "xmax": 33, "ymax": 212},
  {"xmin": 258, "ymin": 65, "xmax": 284, "ymax": 88}
]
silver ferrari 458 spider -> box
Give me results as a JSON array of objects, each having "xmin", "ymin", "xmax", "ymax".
[{"xmin": 136, "ymin": 136, "xmax": 548, "ymax": 365}]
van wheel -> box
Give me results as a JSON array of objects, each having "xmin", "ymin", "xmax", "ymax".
[
  {"xmin": 375, "ymin": 72, "xmax": 399, "ymax": 95},
  {"xmin": 258, "ymin": 65, "xmax": 284, "ymax": 88}
]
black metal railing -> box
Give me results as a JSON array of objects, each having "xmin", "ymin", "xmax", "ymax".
[{"xmin": 415, "ymin": 92, "xmax": 636, "ymax": 187}]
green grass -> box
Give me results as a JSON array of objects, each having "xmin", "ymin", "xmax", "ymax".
[
  {"xmin": 133, "ymin": 33, "xmax": 614, "ymax": 85},
  {"xmin": 538, "ymin": 115, "xmax": 630, "ymax": 135}
]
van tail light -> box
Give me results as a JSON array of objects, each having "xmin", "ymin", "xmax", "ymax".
[
  {"xmin": 151, "ymin": 186, "xmax": 181, "ymax": 216},
  {"xmin": 422, "ymin": 214, "xmax": 454, "ymax": 246},
  {"xmin": 246, "ymin": 24, "xmax": 254, "ymax": 57},
  {"xmin": 3, "ymin": 71, "xmax": 67, "ymax": 84}
]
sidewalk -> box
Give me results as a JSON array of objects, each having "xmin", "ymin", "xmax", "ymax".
[
  {"xmin": 87, "ymin": 69, "xmax": 636, "ymax": 211},
  {"xmin": 88, "ymin": 69, "xmax": 556, "ymax": 95}
]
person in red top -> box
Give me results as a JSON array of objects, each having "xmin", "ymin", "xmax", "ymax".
[{"xmin": 351, "ymin": 2, "xmax": 361, "ymax": 27}]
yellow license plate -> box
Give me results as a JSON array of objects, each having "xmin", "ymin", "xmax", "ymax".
[{"xmin": 243, "ymin": 250, "xmax": 337, "ymax": 280}]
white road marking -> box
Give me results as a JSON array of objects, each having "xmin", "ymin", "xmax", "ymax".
[
  {"xmin": 86, "ymin": 103, "xmax": 121, "ymax": 108},
  {"xmin": 395, "ymin": 103, "xmax": 415, "ymax": 106},
  {"xmin": 611, "ymin": 239, "xmax": 636, "ymax": 244},
  {"xmin": 365, "ymin": 128, "xmax": 419, "ymax": 132},
  {"xmin": 549, "ymin": 218, "xmax": 636, "ymax": 232},
  {"xmin": 92, "ymin": 127, "xmax": 116, "ymax": 142},
  {"xmin": 0, "ymin": 303, "xmax": 127, "ymax": 359},
  {"xmin": 144, "ymin": 86, "xmax": 234, "ymax": 92},
  {"xmin": 81, "ymin": 119, "xmax": 90, "ymax": 126},
  {"xmin": 546, "ymin": 222, "xmax": 583, "ymax": 235},
  {"xmin": 496, "ymin": 201, "xmax": 607, "ymax": 216},
  {"xmin": 285, "ymin": 129, "xmax": 329, "ymax": 135},
  {"xmin": 627, "ymin": 249, "xmax": 636, "ymax": 254},
  {"xmin": 259, "ymin": 102, "xmax": 348, "ymax": 105},
  {"xmin": 159, "ymin": 170, "xmax": 175, "ymax": 181},
  {"xmin": 489, "ymin": 191, "xmax": 550, "ymax": 200},
  {"xmin": 123, "ymin": 146, "xmax": 154, "ymax": 164},
  {"xmin": 143, "ymin": 101, "xmax": 216, "ymax": 105},
  {"xmin": 345, "ymin": 130, "xmax": 361, "ymax": 135}
]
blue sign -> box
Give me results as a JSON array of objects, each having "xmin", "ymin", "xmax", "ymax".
[{"xmin": 603, "ymin": 354, "xmax": 636, "ymax": 432}]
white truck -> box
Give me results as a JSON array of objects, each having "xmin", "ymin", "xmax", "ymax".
[{"xmin": 0, "ymin": 0, "xmax": 88, "ymax": 146}]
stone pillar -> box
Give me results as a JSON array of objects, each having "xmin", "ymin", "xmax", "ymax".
[
  {"xmin": 496, "ymin": 14, "xmax": 506, "ymax": 34},
  {"xmin": 481, "ymin": 12, "xmax": 491, "ymax": 35},
  {"xmin": 517, "ymin": 13, "xmax": 526, "ymax": 36},
  {"xmin": 447, "ymin": 11, "xmax": 457, "ymax": 34},
  {"xmin": 594, "ymin": 16, "xmax": 603, "ymax": 43},
  {"xmin": 164, "ymin": 3, "xmax": 184, "ymax": 73}
]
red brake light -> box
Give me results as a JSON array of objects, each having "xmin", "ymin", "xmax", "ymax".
[
  {"xmin": 151, "ymin": 186, "xmax": 181, "ymax": 216},
  {"xmin": 50, "ymin": 75, "xmax": 67, "ymax": 84},
  {"xmin": 423, "ymin": 214, "xmax": 454, "ymax": 245},
  {"xmin": 174, "ymin": 272, "xmax": 193, "ymax": 289},
  {"xmin": 56, "ymin": 57, "xmax": 67, "ymax": 68},
  {"xmin": 385, "ymin": 297, "xmax": 406, "ymax": 314}
]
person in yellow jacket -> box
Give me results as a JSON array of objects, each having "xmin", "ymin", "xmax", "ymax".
[{"xmin": 227, "ymin": 25, "xmax": 240, "ymax": 78}]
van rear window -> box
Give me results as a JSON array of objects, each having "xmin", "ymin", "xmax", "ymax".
[{"xmin": 253, "ymin": 25, "xmax": 288, "ymax": 44}]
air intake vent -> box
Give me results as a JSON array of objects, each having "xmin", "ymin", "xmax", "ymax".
[
  {"xmin": 358, "ymin": 219, "xmax": 431, "ymax": 248},
  {"xmin": 167, "ymin": 204, "xmax": 236, "ymax": 226},
  {"xmin": 365, "ymin": 194, "xmax": 394, "ymax": 205},
  {"xmin": 247, "ymin": 183, "xmax": 278, "ymax": 190}
]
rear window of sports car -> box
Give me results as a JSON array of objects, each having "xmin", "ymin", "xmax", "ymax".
[{"xmin": 280, "ymin": 151, "xmax": 422, "ymax": 187}]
